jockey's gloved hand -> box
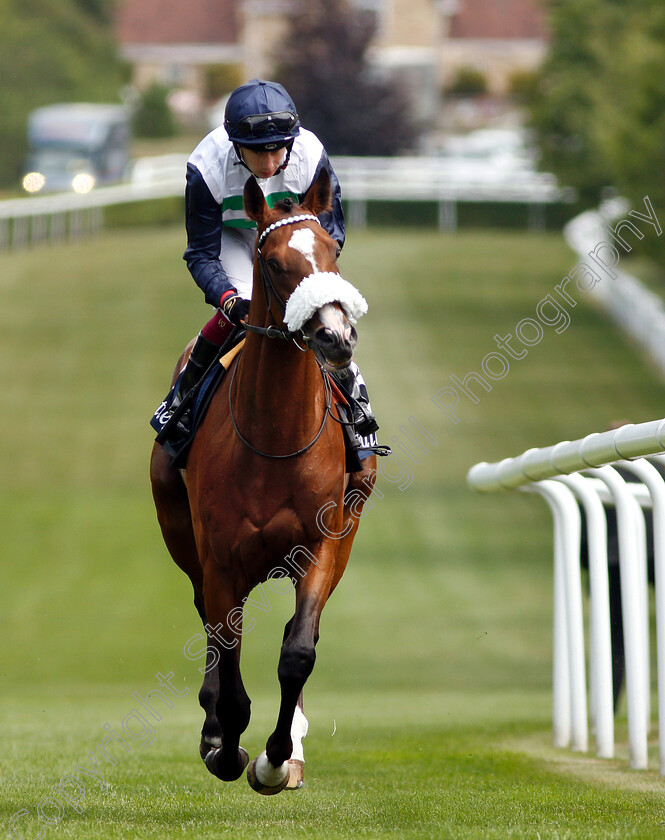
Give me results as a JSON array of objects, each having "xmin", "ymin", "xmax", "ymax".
[{"xmin": 221, "ymin": 293, "xmax": 251, "ymax": 326}]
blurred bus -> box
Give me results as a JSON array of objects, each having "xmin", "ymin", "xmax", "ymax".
[{"xmin": 23, "ymin": 103, "xmax": 130, "ymax": 194}]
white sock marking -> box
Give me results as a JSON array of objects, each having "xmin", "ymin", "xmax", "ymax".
[
  {"xmin": 255, "ymin": 750, "xmax": 289, "ymax": 786},
  {"xmin": 290, "ymin": 705, "xmax": 309, "ymax": 762}
]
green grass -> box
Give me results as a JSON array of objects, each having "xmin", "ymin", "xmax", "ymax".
[{"xmin": 2, "ymin": 227, "xmax": 665, "ymax": 838}]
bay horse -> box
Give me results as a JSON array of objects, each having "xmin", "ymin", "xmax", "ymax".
[{"xmin": 150, "ymin": 168, "xmax": 377, "ymax": 795}]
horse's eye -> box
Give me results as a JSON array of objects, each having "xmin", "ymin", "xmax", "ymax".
[
  {"xmin": 335, "ymin": 247, "xmax": 341, "ymax": 260},
  {"xmin": 267, "ymin": 258, "xmax": 282, "ymax": 273}
]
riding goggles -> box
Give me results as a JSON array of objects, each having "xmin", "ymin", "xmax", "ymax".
[{"xmin": 234, "ymin": 111, "xmax": 299, "ymax": 138}]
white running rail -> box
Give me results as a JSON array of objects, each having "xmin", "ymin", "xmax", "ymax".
[
  {"xmin": 467, "ymin": 417, "xmax": 665, "ymax": 773},
  {"xmin": 0, "ymin": 154, "xmax": 573, "ymax": 249}
]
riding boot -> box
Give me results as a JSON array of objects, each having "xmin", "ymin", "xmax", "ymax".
[
  {"xmin": 333, "ymin": 363, "xmax": 379, "ymax": 436},
  {"xmin": 169, "ymin": 332, "xmax": 221, "ymax": 429}
]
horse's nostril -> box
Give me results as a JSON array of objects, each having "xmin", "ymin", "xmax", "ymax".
[
  {"xmin": 315, "ymin": 327, "xmax": 337, "ymax": 348},
  {"xmin": 313, "ymin": 326, "xmax": 354, "ymax": 365}
]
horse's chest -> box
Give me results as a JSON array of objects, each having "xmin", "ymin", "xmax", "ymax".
[
  {"xmin": 196, "ymin": 453, "xmax": 344, "ymax": 568},
  {"xmin": 235, "ymin": 474, "xmax": 337, "ymax": 552}
]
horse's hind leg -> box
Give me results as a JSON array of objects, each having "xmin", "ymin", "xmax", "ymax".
[
  {"xmin": 150, "ymin": 441, "xmax": 203, "ymax": 607},
  {"xmin": 286, "ymin": 693, "xmax": 307, "ymax": 790},
  {"xmin": 330, "ymin": 455, "xmax": 377, "ymax": 596},
  {"xmin": 150, "ymin": 443, "xmax": 222, "ymax": 756}
]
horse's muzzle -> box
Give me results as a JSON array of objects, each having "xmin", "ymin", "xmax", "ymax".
[
  {"xmin": 313, "ymin": 325, "xmax": 357, "ymax": 366},
  {"xmin": 306, "ymin": 303, "xmax": 358, "ymax": 367}
]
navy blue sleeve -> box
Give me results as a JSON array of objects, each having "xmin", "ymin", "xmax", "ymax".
[
  {"xmin": 311, "ymin": 151, "xmax": 345, "ymax": 250},
  {"xmin": 183, "ymin": 162, "xmax": 237, "ymax": 307}
]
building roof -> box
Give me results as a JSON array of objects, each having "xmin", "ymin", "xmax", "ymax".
[
  {"xmin": 116, "ymin": 0, "xmax": 240, "ymax": 45},
  {"xmin": 448, "ymin": 0, "xmax": 546, "ymax": 40}
]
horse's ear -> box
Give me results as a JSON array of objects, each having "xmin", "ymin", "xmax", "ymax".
[
  {"xmin": 244, "ymin": 176, "xmax": 270, "ymax": 225},
  {"xmin": 301, "ymin": 167, "xmax": 333, "ymax": 216}
]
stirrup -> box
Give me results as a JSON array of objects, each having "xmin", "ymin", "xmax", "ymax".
[{"xmin": 352, "ymin": 440, "xmax": 392, "ymax": 457}]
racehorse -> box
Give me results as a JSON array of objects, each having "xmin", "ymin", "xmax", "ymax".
[{"xmin": 150, "ymin": 168, "xmax": 377, "ymax": 795}]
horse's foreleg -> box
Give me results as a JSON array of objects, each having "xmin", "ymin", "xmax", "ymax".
[
  {"xmin": 277, "ymin": 619, "xmax": 308, "ymax": 790},
  {"xmin": 248, "ymin": 543, "xmax": 336, "ymax": 795},
  {"xmin": 261, "ymin": 459, "xmax": 376, "ymax": 793},
  {"xmin": 200, "ymin": 567, "xmax": 251, "ymax": 782},
  {"xmin": 198, "ymin": 641, "xmax": 221, "ymax": 759},
  {"xmin": 204, "ymin": 644, "xmax": 250, "ymax": 782}
]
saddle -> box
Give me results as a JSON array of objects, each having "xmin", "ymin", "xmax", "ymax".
[{"xmin": 150, "ymin": 335, "xmax": 381, "ymax": 471}]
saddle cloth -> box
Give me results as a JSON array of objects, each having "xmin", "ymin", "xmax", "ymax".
[{"xmin": 151, "ymin": 353, "xmax": 378, "ymax": 470}]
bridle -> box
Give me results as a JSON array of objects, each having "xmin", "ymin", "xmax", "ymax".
[
  {"xmin": 229, "ymin": 213, "xmax": 349, "ymax": 459},
  {"xmin": 242, "ymin": 214, "xmax": 322, "ymax": 343}
]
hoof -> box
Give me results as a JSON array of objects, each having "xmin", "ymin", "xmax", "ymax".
[
  {"xmin": 204, "ymin": 746, "xmax": 249, "ymax": 782},
  {"xmin": 247, "ymin": 751, "xmax": 290, "ymax": 796},
  {"xmin": 199, "ymin": 736, "xmax": 222, "ymax": 760},
  {"xmin": 285, "ymin": 759, "xmax": 304, "ymax": 790}
]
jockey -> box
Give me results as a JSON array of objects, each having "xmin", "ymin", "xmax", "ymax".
[{"xmin": 171, "ymin": 79, "xmax": 378, "ymax": 437}]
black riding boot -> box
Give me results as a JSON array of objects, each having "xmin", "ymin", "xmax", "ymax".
[
  {"xmin": 169, "ymin": 332, "xmax": 220, "ymax": 428},
  {"xmin": 333, "ymin": 364, "xmax": 379, "ymax": 436}
]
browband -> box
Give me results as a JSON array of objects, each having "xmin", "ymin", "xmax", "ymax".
[{"xmin": 257, "ymin": 214, "xmax": 321, "ymax": 249}]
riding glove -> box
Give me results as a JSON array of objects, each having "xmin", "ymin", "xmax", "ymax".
[{"xmin": 221, "ymin": 293, "xmax": 251, "ymax": 326}]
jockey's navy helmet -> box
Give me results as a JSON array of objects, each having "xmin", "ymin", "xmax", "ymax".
[{"xmin": 224, "ymin": 80, "xmax": 301, "ymax": 151}]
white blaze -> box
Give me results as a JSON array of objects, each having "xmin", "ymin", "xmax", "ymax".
[{"xmin": 288, "ymin": 227, "xmax": 318, "ymax": 273}]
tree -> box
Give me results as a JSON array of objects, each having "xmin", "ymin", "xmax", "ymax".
[
  {"xmin": 273, "ymin": 0, "xmax": 418, "ymax": 156},
  {"xmin": 446, "ymin": 67, "xmax": 488, "ymax": 98},
  {"xmin": 73, "ymin": 0, "xmax": 116, "ymax": 24},
  {"xmin": 527, "ymin": 0, "xmax": 614, "ymax": 207},
  {"xmin": 0, "ymin": 0, "xmax": 125, "ymax": 187},
  {"xmin": 133, "ymin": 83, "xmax": 176, "ymax": 138},
  {"xmin": 528, "ymin": 0, "xmax": 665, "ymax": 268}
]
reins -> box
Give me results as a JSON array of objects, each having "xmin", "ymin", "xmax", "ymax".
[{"xmin": 228, "ymin": 355, "xmax": 336, "ymax": 459}]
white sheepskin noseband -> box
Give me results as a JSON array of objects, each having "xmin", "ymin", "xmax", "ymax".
[{"xmin": 283, "ymin": 272, "xmax": 368, "ymax": 332}]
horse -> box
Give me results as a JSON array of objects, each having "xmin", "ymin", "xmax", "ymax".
[{"xmin": 150, "ymin": 167, "xmax": 377, "ymax": 795}]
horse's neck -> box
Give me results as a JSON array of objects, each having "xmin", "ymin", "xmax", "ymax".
[{"xmin": 233, "ymin": 332, "xmax": 324, "ymax": 448}]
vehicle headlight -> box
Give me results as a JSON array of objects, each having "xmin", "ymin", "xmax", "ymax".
[
  {"xmin": 23, "ymin": 172, "xmax": 46, "ymax": 193},
  {"xmin": 72, "ymin": 173, "xmax": 95, "ymax": 194}
]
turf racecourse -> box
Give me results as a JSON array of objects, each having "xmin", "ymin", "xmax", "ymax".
[{"xmin": 2, "ymin": 226, "xmax": 665, "ymax": 839}]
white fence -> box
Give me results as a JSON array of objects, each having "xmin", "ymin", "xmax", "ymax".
[
  {"xmin": 0, "ymin": 174, "xmax": 185, "ymax": 250},
  {"xmin": 564, "ymin": 200, "xmax": 665, "ymax": 378},
  {"xmin": 332, "ymin": 156, "xmax": 574, "ymax": 230},
  {"xmin": 467, "ymin": 418, "xmax": 665, "ymax": 773},
  {"xmin": 0, "ymin": 155, "xmax": 574, "ymax": 249}
]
